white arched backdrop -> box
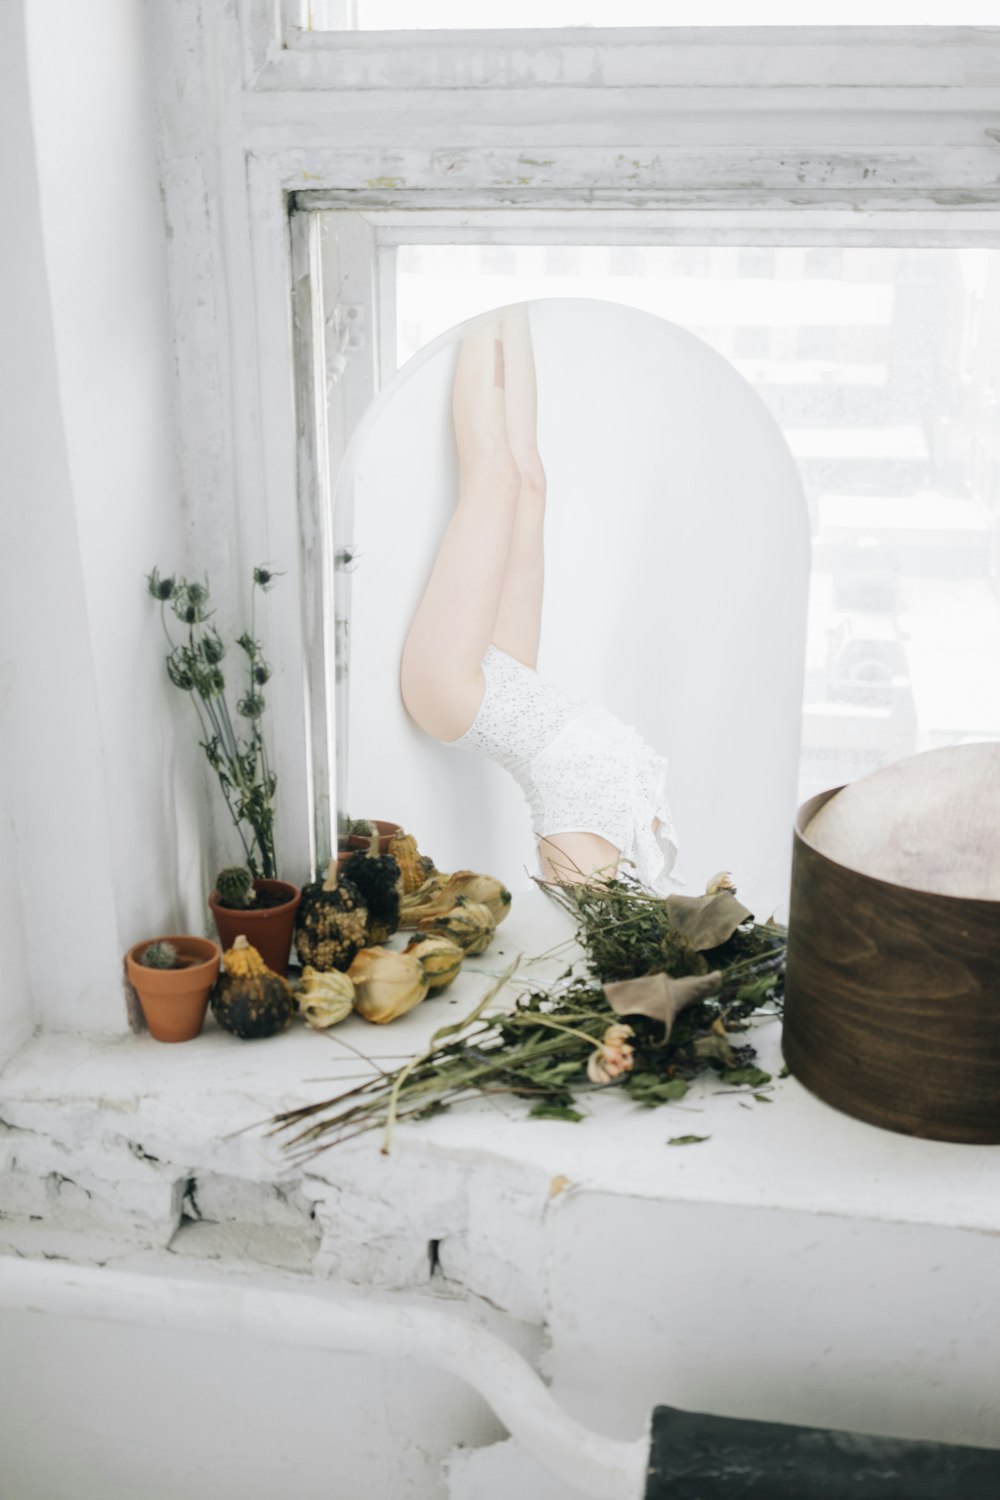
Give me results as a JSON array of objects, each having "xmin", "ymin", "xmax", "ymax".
[{"xmin": 335, "ymin": 298, "xmax": 810, "ymax": 919}]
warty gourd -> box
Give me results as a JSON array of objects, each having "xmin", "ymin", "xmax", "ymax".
[
  {"xmin": 211, "ymin": 936, "xmax": 295, "ymax": 1039},
  {"xmin": 295, "ymin": 862, "xmax": 368, "ymax": 971}
]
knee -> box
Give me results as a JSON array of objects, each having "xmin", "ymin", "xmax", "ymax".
[
  {"xmin": 460, "ymin": 437, "xmax": 521, "ymax": 503},
  {"xmin": 515, "ymin": 453, "xmax": 547, "ymax": 506}
]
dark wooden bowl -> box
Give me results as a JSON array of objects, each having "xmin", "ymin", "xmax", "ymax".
[{"xmin": 783, "ymin": 786, "xmax": 1000, "ymax": 1144}]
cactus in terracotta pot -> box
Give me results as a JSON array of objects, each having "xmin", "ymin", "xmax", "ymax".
[{"xmin": 215, "ymin": 866, "xmax": 255, "ymax": 910}]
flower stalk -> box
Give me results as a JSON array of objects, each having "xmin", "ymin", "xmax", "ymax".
[{"xmin": 147, "ymin": 565, "xmax": 282, "ymax": 878}]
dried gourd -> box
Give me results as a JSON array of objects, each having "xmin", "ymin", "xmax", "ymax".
[
  {"xmin": 400, "ymin": 870, "xmax": 511, "ymax": 928},
  {"xmin": 296, "ymin": 861, "xmax": 368, "ymax": 971},
  {"xmin": 420, "ymin": 897, "xmax": 496, "ymax": 956},
  {"xmin": 386, "ymin": 830, "xmax": 426, "ymax": 896},
  {"xmin": 211, "ymin": 936, "xmax": 295, "ymax": 1039},
  {"xmin": 296, "ymin": 966, "xmax": 355, "ymax": 1029},
  {"xmin": 404, "ymin": 933, "xmax": 464, "ymax": 992},
  {"xmin": 349, "ymin": 946, "xmax": 429, "ymax": 1024},
  {"xmin": 340, "ymin": 837, "xmax": 403, "ymax": 944},
  {"xmin": 440, "ymin": 872, "xmax": 511, "ymax": 925},
  {"xmin": 398, "ymin": 871, "xmax": 453, "ymax": 929}
]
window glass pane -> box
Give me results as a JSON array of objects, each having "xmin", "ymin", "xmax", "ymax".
[
  {"xmin": 311, "ymin": 2, "xmax": 998, "ymax": 28},
  {"xmin": 394, "ymin": 242, "xmax": 1000, "ymax": 803}
]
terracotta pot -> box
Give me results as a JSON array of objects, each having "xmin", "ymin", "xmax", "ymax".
[
  {"xmin": 346, "ymin": 819, "xmax": 403, "ymax": 853},
  {"xmin": 126, "ymin": 935, "xmax": 221, "ymax": 1043},
  {"xmin": 208, "ymin": 878, "xmax": 301, "ymax": 976}
]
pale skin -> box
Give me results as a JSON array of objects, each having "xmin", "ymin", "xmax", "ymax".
[{"xmin": 400, "ymin": 304, "xmax": 659, "ymax": 886}]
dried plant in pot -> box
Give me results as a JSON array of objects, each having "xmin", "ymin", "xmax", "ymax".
[
  {"xmin": 125, "ymin": 936, "xmax": 221, "ymax": 1043},
  {"xmin": 208, "ymin": 865, "xmax": 301, "ymax": 978}
]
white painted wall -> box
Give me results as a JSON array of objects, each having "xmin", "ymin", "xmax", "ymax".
[
  {"xmin": 342, "ymin": 299, "xmax": 809, "ymax": 916},
  {"xmin": 0, "ymin": 1, "xmax": 40, "ymax": 1066},
  {"xmin": 0, "ymin": 1, "xmax": 207, "ymax": 1047}
]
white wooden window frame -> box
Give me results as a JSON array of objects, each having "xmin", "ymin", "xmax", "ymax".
[{"xmin": 165, "ymin": 8, "xmax": 1000, "ymax": 877}]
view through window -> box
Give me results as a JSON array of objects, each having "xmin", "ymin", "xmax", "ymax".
[{"xmin": 394, "ymin": 243, "xmax": 1000, "ymax": 805}]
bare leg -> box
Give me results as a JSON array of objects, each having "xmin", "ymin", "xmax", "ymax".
[
  {"xmin": 400, "ymin": 314, "xmax": 521, "ymax": 741},
  {"xmin": 492, "ymin": 305, "xmax": 547, "ymax": 669},
  {"xmin": 538, "ymin": 830, "xmax": 622, "ymax": 887}
]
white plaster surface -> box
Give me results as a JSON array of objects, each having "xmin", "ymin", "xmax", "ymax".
[
  {"xmin": 0, "ymin": 1273, "xmax": 510, "ymax": 1500},
  {"xmin": 2, "ymin": 888, "xmax": 999, "ymax": 1498},
  {"xmin": 1, "ymin": 0, "xmax": 206, "ymax": 1051}
]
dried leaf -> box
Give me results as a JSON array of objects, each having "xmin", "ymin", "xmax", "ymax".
[
  {"xmin": 664, "ymin": 891, "xmax": 753, "ymax": 950},
  {"xmin": 603, "ymin": 969, "xmax": 722, "ymax": 1039},
  {"xmin": 693, "ymin": 1032, "xmax": 738, "ymax": 1068},
  {"xmin": 530, "ymin": 1101, "xmax": 584, "ymax": 1123},
  {"xmin": 626, "ymin": 1074, "xmax": 690, "ymax": 1106},
  {"xmin": 667, "ymin": 1134, "xmax": 710, "ymax": 1146},
  {"xmin": 722, "ymin": 1065, "xmax": 772, "ymax": 1088}
]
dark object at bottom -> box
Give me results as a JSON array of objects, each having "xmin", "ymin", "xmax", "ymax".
[{"xmin": 645, "ymin": 1405, "xmax": 1000, "ymax": 1499}]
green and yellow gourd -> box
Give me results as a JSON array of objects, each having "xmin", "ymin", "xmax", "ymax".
[
  {"xmin": 400, "ymin": 871, "xmax": 512, "ymax": 930},
  {"xmin": 296, "ymin": 966, "xmax": 355, "ymax": 1029},
  {"xmin": 420, "ymin": 896, "xmax": 496, "ymax": 956},
  {"xmin": 403, "ymin": 933, "xmax": 464, "ymax": 992},
  {"xmin": 211, "ymin": 936, "xmax": 295, "ymax": 1039},
  {"xmin": 295, "ymin": 861, "xmax": 368, "ymax": 971}
]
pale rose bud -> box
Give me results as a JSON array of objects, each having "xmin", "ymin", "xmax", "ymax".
[
  {"xmin": 587, "ymin": 1050, "xmax": 615, "ymax": 1085},
  {"xmin": 705, "ymin": 870, "xmax": 737, "ymax": 896},
  {"xmin": 602, "ymin": 1023, "xmax": 635, "ymax": 1048},
  {"xmin": 587, "ymin": 1039, "xmax": 635, "ymax": 1085}
]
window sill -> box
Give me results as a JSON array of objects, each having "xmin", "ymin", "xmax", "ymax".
[{"xmin": 2, "ymin": 888, "xmax": 998, "ymax": 1445}]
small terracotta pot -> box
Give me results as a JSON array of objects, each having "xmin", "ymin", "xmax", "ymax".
[
  {"xmin": 126, "ymin": 935, "xmax": 221, "ymax": 1043},
  {"xmin": 208, "ymin": 878, "xmax": 301, "ymax": 976},
  {"xmin": 346, "ymin": 820, "xmax": 402, "ymax": 853}
]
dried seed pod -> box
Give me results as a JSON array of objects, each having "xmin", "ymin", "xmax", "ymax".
[
  {"xmin": 404, "ymin": 933, "xmax": 464, "ymax": 992},
  {"xmin": 349, "ymin": 946, "xmax": 429, "ymax": 1024}
]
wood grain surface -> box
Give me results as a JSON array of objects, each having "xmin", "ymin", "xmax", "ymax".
[{"xmin": 784, "ymin": 785, "xmax": 1000, "ymax": 1145}]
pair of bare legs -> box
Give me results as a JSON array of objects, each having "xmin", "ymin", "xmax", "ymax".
[{"xmin": 399, "ymin": 305, "xmax": 622, "ymax": 886}]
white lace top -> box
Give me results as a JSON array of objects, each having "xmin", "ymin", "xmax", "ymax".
[{"xmin": 443, "ymin": 644, "xmax": 681, "ymax": 892}]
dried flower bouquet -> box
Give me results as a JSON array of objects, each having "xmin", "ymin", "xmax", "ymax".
[{"xmin": 268, "ymin": 871, "xmax": 786, "ymax": 1160}]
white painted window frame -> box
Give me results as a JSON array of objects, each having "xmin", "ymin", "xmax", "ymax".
[{"xmin": 175, "ymin": 8, "xmax": 1000, "ymax": 878}]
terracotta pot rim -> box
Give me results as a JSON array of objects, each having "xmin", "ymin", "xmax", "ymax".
[
  {"xmin": 208, "ymin": 879, "xmax": 301, "ymax": 918},
  {"xmin": 126, "ymin": 934, "xmax": 221, "ymax": 979}
]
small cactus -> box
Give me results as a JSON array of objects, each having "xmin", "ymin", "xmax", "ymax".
[
  {"xmin": 349, "ymin": 818, "xmax": 376, "ymax": 837},
  {"xmin": 140, "ymin": 940, "xmax": 179, "ymax": 970},
  {"xmin": 216, "ymin": 865, "xmax": 255, "ymax": 908}
]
